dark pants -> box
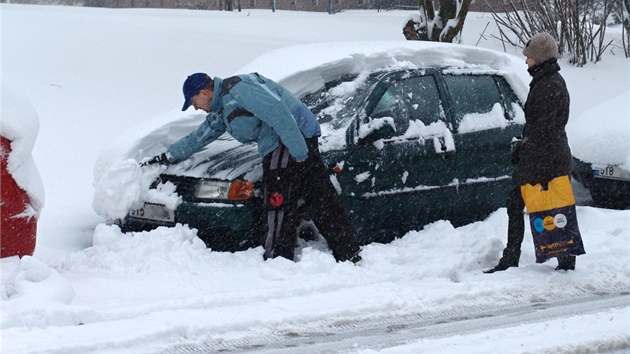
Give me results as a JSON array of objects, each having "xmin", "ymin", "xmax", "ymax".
[
  {"xmin": 262, "ymin": 137, "xmax": 360, "ymax": 262},
  {"xmin": 506, "ymin": 185, "xmax": 526, "ymax": 252}
]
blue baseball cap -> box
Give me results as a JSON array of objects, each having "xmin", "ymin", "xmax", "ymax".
[{"xmin": 182, "ymin": 73, "xmax": 212, "ymax": 111}]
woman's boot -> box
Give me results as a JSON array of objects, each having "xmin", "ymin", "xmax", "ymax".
[
  {"xmin": 484, "ymin": 248, "xmax": 521, "ymax": 273},
  {"xmin": 555, "ymin": 255, "xmax": 576, "ymax": 270}
]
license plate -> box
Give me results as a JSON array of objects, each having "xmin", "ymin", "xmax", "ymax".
[
  {"xmin": 593, "ymin": 165, "xmax": 623, "ymax": 179},
  {"xmin": 129, "ymin": 203, "xmax": 175, "ymax": 222}
]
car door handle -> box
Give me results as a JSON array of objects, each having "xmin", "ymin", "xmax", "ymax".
[
  {"xmin": 435, "ymin": 148, "xmax": 456, "ymax": 158},
  {"xmin": 434, "ymin": 137, "xmax": 455, "ymax": 158}
]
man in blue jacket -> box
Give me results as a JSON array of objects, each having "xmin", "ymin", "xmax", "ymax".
[{"xmin": 145, "ymin": 73, "xmax": 361, "ymax": 263}]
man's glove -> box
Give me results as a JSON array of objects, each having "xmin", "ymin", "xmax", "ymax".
[{"xmin": 141, "ymin": 153, "xmax": 170, "ymax": 166}]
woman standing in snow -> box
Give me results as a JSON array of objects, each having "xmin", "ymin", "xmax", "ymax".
[{"xmin": 485, "ymin": 32, "xmax": 576, "ymax": 273}]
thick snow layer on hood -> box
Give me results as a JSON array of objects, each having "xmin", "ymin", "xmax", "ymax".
[
  {"xmin": 92, "ymin": 109, "xmax": 205, "ymax": 219},
  {"xmin": 1, "ymin": 80, "xmax": 45, "ymax": 215},
  {"xmin": 567, "ymin": 91, "xmax": 630, "ymax": 168}
]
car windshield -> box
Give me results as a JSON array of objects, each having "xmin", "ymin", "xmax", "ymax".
[{"xmin": 301, "ymin": 72, "xmax": 382, "ymax": 130}]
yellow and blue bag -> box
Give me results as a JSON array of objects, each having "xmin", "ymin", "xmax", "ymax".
[{"xmin": 520, "ymin": 175, "xmax": 585, "ymax": 263}]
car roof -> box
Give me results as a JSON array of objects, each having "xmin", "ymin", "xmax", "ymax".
[
  {"xmin": 235, "ymin": 40, "xmax": 529, "ymax": 102},
  {"xmin": 567, "ymin": 91, "xmax": 630, "ymax": 166}
]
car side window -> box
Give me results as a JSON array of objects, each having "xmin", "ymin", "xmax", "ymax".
[
  {"xmin": 371, "ymin": 83, "xmax": 410, "ymax": 135},
  {"xmin": 494, "ymin": 76, "xmax": 522, "ymax": 120},
  {"xmin": 370, "ymin": 75, "xmax": 442, "ymax": 136},
  {"xmin": 443, "ymin": 74, "xmax": 502, "ymax": 121}
]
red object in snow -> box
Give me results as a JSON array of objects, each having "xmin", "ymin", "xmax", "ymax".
[
  {"xmin": 1, "ymin": 136, "xmax": 37, "ymax": 258},
  {"xmin": 269, "ymin": 192, "xmax": 284, "ymax": 207}
]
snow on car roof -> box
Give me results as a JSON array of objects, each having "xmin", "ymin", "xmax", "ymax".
[
  {"xmin": 567, "ymin": 91, "xmax": 630, "ymax": 168},
  {"xmin": 235, "ymin": 40, "xmax": 530, "ymax": 102}
]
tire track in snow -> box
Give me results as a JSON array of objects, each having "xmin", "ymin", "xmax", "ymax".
[{"xmin": 158, "ymin": 288, "xmax": 630, "ymax": 353}]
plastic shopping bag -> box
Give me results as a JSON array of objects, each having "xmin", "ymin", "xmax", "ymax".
[{"xmin": 520, "ymin": 175, "xmax": 586, "ymax": 263}]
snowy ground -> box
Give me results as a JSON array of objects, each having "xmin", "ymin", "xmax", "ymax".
[{"xmin": 2, "ymin": 4, "xmax": 629, "ymax": 353}]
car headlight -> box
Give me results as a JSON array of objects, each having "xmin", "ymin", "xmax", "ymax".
[{"xmin": 194, "ymin": 180, "xmax": 254, "ymax": 201}]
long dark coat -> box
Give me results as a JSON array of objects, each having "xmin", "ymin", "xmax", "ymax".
[{"xmin": 513, "ymin": 59, "xmax": 573, "ymax": 186}]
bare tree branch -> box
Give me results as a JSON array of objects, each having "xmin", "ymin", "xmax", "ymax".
[{"xmin": 486, "ymin": 0, "xmax": 628, "ymax": 65}]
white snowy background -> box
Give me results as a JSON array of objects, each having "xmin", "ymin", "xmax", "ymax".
[{"xmin": 1, "ymin": 4, "xmax": 629, "ymax": 353}]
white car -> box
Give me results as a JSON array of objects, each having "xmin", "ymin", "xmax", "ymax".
[{"xmin": 568, "ymin": 92, "xmax": 630, "ymax": 209}]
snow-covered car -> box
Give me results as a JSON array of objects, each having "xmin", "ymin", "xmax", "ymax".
[
  {"xmin": 93, "ymin": 41, "xmax": 530, "ymax": 251},
  {"xmin": 568, "ymin": 92, "xmax": 630, "ymax": 209}
]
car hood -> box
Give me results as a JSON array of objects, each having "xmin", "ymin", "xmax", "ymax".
[{"xmin": 164, "ymin": 138, "xmax": 262, "ymax": 182}]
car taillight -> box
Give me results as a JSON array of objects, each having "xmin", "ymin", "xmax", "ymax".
[{"xmin": 228, "ymin": 180, "xmax": 254, "ymax": 200}]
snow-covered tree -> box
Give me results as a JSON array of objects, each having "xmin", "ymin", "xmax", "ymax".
[{"xmin": 402, "ymin": 0, "xmax": 471, "ymax": 43}]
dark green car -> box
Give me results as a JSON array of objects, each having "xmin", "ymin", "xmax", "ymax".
[{"xmin": 119, "ymin": 65, "xmax": 525, "ymax": 251}]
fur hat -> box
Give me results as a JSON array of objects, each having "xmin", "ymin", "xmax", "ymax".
[{"xmin": 522, "ymin": 32, "xmax": 558, "ymax": 63}]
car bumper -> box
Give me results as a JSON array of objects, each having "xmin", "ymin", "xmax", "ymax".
[
  {"xmin": 590, "ymin": 177, "xmax": 630, "ymax": 209},
  {"xmin": 121, "ymin": 200, "xmax": 265, "ymax": 251}
]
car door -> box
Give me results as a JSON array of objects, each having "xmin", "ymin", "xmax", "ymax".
[
  {"xmin": 442, "ymin": 73, "xmax": 525, "ymax": 225},
  {"xmin": 336, "ymin": 71, "xmax": 456, "ymax": 243}
]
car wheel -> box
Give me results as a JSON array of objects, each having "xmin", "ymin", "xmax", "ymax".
[{"xmin": 591, "ymin": 185, "xmax": 630, "ymax": 209}]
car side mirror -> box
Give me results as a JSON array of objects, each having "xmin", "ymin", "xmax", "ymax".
[{"xmin": 357, "ymin": 123, "xmax": 396, "ymax": 146}]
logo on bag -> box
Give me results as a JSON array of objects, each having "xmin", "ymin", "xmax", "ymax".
[
  {"xmin": 554, "ymin": 213, "xmax": 567, "ymax": 228},
  {"xmin": 543, "ymin": 216, "xmax": 555, "ymax": 231},
  {"xmin": 534, "ymin": 213, "xmax": 568, "ymax": 232},
  {"xmin": 533, "ymin": 218, "xmax": 544, "ymax": 232}
]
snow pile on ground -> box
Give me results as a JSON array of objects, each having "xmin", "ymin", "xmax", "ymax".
[{"xmin": 2, "ymin": 206, "xmax": 629, "ymax": 352}]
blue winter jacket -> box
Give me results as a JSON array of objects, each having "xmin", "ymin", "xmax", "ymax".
[{"xmin": 167, "ymin": 73, "xmax": 321, "ymax": 163}]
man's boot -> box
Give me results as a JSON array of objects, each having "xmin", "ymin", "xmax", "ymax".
[
  {"xmin": 484, "ymin": 248, "xmax": 521, "ymax": 274},
  {"xmin": 555, "ymin": 255, "xmax": 576, "ymax": 271}
]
